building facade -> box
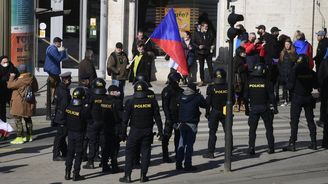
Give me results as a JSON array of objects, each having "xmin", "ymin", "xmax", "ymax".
[{"xmin": 0, "ymin": 0, "xmax": 327, "ymax": 79}]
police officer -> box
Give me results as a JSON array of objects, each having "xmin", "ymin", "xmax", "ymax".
[
  {"xmin": 65, "ymin": 87, "xmax": 91, "ymax": 181},
  {"xmin": 244, "ymin": 63, "xmax": 278, "ymax": 155},
  {"xmin": 119, "ymin": 81, "xmax": 163, "ymax": 183},
  {"xmin": 100, "ymin": 85, "xmax": 123, "ymax": 173},
  {"xmin": 283, "ymin": 54, "xmax": 318, "ymax": 151},
  {"xmin": 52, "ymin": 72, "xmax": 72, "ymax": 161},
  {"xmin": 203, "ymin": 68, "xmax": 232, "ymax": 159},
  {"xmin": 83, "ymin": 78, "xmax": 107, "ymax": 169},
  {"xmin": 161, "ymin": 72, "xmax": 183, "ymax": 163}
]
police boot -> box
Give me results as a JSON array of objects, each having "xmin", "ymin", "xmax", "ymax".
[
  {"xmin": 83, "ymin": 161, "xmax": 95, "ymax": 169},
  {"xmin": 72, "ymin": 173, "xmax": 84, "ymax": 181},
  {"xmin": 140, "ymin": 173, "xmax": 149, "ymax": 183},
  {"xmin": 282, "ymin": 141, "xmax": 296, "ymax": 152},
  {"xmin": 308, "ymin": 137, "xmax": 317, "ymax": 150},
  {"xmin": 119, "ymin": 173, "xmax": 131, "ymax": 183},
  {"xmin": 267, "ymin": 147, "xmax": 275, "ymax": 154},
  {"xmin": 65, "ymin": 167, "xmax": 71, "ymax": 180}
]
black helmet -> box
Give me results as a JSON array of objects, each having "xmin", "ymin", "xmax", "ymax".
[
  {"xmin": 168, "ymin": 72, "xmax": 182, "ymax": 83},
  {"xmin": 251, "ymin": 63, "xmax": 267, "ymax": 77},
  {"xmin": 213, "ymin": 68, "xmax": 226, "ymax": 84},
  {"xmin": 134, "ymin": 81, "xmax": 148, "ymax": 93},
  {"xmin": 72, "ymin": 87, "xmax": 86, "ymax": 106},
  {"xmin": 91, "ymin": 78, "xmax": 106, "ymax": 95},
  {"xmin": 296, "ymin": 54, "xmax": 308, "ymax": 64},
  {"xmin": 133, "ymin": 74, "xmax": 152, "ymax": 87}
]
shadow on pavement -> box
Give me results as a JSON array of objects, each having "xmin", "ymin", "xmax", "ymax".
[{"xmin": 0, "ymin": 164, "xmax": 28, "ymax": 173}]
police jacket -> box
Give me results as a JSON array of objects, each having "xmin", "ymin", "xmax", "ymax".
[
  {"xmin": 178, "ymin": 90, "xmax": 207, "ymax": 124},
  {"xmin": 53, "ymin": 82, "xmax": 71, "ymax": 125},
  {"xmin": 206, "ymin": 83, "xmax": 228, "ymax": 113},
  {"xmin": 65, "ymin": 103, "xmax": 91, "ymax": 132},
  {"xmin": 244, "ymin": 76, "xmax": 276, "ymax": 108},
  {"xmin": 314, "ymin": 38, "xmax": 328, "ymax": 68},
  {"xmin": 287, "ymin": 62, "xmax": 318, "ymax": 97},
  {"xmin": 122, "ymin": 92, "xmax": 163, "ymax": 132},
  {"xmin": 101, "ymin": 95, "xmax": 123, "ymax": 134},
  {"xmin": 161, "ymin": 83, "xmax": 183, "ymax": 119},
  {"xmin": 90, "ymin": 93, "xmax": 106, "ymax": 122}
]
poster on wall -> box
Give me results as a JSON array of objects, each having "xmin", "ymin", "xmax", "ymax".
[
  {"xmin": 10, "ymin": 0, "xmax": 34, "ymax": 69},
  {"xmin": 164, "ymin": 8, "xmax": 191, "ymax": 32}
]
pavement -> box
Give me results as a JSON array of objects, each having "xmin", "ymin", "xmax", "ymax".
[{"xmin": 0, "ymin": 76, "xmax": 328, "ymax": 184}]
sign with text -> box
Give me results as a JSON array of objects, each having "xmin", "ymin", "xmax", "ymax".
[{"xmin": 165, "ymin": 8, "xmax": 191, "ymax": 32}]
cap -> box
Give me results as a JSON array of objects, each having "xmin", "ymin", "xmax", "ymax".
[
  {"xmin": 59, "ymin": 71, "xmax": 72, "ymax": 79},
  {"xmin": 53, "ymin": 37, "xmax": 62, "ymax": 43},
  {"xmin": 256, "ymin": 25, "xmax": 266, "ymax": 30},
  {"xmin": 17, "ymin": 64, "xmax": 27, "ymax": 73},
  {"xmin": 316, "ymin": 30, "xmax": 326, "ymax": 36},
  {"xmin": 270, "ymin": 27, "xmax": 281, "ymax": 33},
  {"xmin": 116, "ymin": 42, "xmax": 123, "ymax": 49},
  {"xmin": 107, "ymin": 85, "xmax": 120, "ymax": 92}
]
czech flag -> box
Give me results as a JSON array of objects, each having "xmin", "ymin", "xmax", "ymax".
[{"xmin": 150, "ymin": 8, "xmax": 188, "ymax": 75}]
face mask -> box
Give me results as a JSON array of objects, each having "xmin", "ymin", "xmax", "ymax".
[
  {"xmin": 240, "ymin": 53, "xmax": 246, "ymax": 57},
  {"xmin": 1, "ymin": 63, "xmax": 9, "ymax": 68}
]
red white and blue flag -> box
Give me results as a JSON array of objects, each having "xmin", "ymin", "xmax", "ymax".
[{"xmin": 150, "ymin": 8, "xmax": 188, "ymax": 75}]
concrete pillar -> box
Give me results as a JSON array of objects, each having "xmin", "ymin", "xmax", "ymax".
[
  {"xmin": 99, "ymin": 0, "xmax": 108, "ymax": 78},
  {"xmin": 128, "ymin": 0, "xmax": 136, "ymax": 59},
  {"xmin": 216, "ymin": 0, "xmax": 229, "ymax": 63}
]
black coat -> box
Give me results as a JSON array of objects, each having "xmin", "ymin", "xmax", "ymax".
[
  {"xmin": 261, "ymin": 32, "xmax": 280, "ymax": 64},
  {"xmin": 192, "ymin": 30, "xmax": 215, "ymax": 55},
  {"xmin": 53, "ymin": 82, "xmax": 72, "ymax": 125},
  {"xmin": 0, "ymin": 62, "xmax": 19, "ymax": 103},
  {"xmin": 128, "ymin": 53, "xmax": 152, "ymax": 83},
  {"xmin": 278, "ymin": 51, "xmax": 296, "ymax": 84},
  {"xmin": 314, "ymin": 38, "xmax": 328, "ymax": 70}
]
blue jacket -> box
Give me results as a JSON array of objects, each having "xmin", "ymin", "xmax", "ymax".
[
  {"xmin": 44, "ymin": 45, "xmax": 68, "ymax": 75},
  {"xmin": 178, "ymin": 92, "xmax": 207, "ymax": 124}
]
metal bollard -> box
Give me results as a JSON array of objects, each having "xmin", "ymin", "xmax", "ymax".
[{"xmin": 46, "ymin": 78, "xmax": 51, "ymax": 120}]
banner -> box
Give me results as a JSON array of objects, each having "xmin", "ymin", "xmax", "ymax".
[
  {"xmin": 165, "ymin": 8, "xmax": 191, "ymax": 32},
  {"xmin": 10, "ymin": 0, "xmax": 34, "ymax": 71}
]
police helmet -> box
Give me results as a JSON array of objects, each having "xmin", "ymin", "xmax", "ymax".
[
  {"xmin": 91, "ymin": 78, "xmax": 107, "ymax": 95},
  {"xmin": 133, "ymin": 74, "xmax": 152, "ymax": 87},
  {"xmin": 213, "ymin": 68, "xmax": 227, "ymax": 84},
  {"xmin": 168, "ymin": 72, "xmax": 182, "ymax": 83},
  {"xmin": 296, "ymin": 54, "xmax": 308, "ymax": 64},
  {"xmin": 72, "ymin": 87, "xmax": 86, "ymax": 106},
  {"xmin": 134, "ymin": 81, "xmax": 148, "ymax": 93},
  {"xmin": 251, "ymin": 63, "xmax": 267, "ymax": 77}
]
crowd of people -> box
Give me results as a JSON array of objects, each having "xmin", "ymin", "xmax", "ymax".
[{"xmin": 0, "ymin": 21, "xmax": 328, "ymax": 183}]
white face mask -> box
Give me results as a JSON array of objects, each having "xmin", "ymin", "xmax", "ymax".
[
  {"xmin": 1, "ymin": 63, "xmax": 9, "ymax": 68},
  {"xmin": 240, "ymin": 53, "xmax": 246, "ymax": 58}
]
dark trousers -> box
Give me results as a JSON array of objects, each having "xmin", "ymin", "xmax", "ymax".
[
  {"xmin": 87, "ymin": 121, "xmax": 104, "ymax": 162},
  {"xmin": 0, "ymin": 99, "xmax": 6, "ymax": 122},
  {"xmin": 65, "ymin": 131, "xmax": 84, "ymax": 174},
  {"xmin": 124, "ymin": 127, "xmax": 153, "ymax": 175},
  {"xmin": 323, "ymin": 121, "xmax": 328, "ymax": 146},
  {"xmin": 176, "ymin": 124, "xmax": 196, "ymax": 167},
  {"xmin": 207, "ymin": 109, "xmax": 232, "ymax": 153},
  {"xmin": 162, "ymin": 118, "xmax": 180, "ymax": 159},
  {"xmin": 53, "ymin": 125, "xmax": 68, "ymax": 158},
  {"xmin": 281, "ymin": 83, "xmax": 291, "ymax": 102},
  {"xmin": 319, "ymin": 92, "xmax": 328, "ymax": 123},
  {"xmin": 248, "ymin": 105, "xmax": 274, "ymax": 149},
  {"xmin": 290, "ymin": 95, "xmax": 316, "ymax": 142},
  {"xmin": 198, "ymin": 54, "xmax": 213, "ymax": 81},
  {"xmin": 101, "ymin": 131, "xmax": 120, "ymax": 167}
]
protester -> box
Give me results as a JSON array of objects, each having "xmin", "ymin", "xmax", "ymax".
[
  {"xmin": 78, "ymin": 49, "xmax": 97, "ymax": 85},
  {"xmin": 233, "ymin": 46, "xmax": 248, "ymax": 112},
  {"xmin": 293, "ymin": 31, "xmax": 314, "ymax": 69},
  {"xmin": 243, "ymin": 32, "xmax": 265, "ymax": 72},
  {"xmin": 235, "ymin": 24, "xmax": 248, "ymax": 48},
  {"xmin": 0, "ymin": 56, "xmax": 19, "ymax": 122},
  {"xmin": 7, "ymin": 64, "xmax": 38, "ymax": 144},
  {"xmin": 313, "ymin": 30, "xmax": 328, "ymax": 72},
  {"xmin": 182, "ymin": 31, "xmax": 196, "ymax": 84}
]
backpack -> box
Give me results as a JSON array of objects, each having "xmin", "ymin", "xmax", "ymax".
[{"xmin": 24, "ymin": 85, "xmax": 35, "ymax": 103}]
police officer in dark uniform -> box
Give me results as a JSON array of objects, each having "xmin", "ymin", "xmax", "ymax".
[
  {"xmin": 283, "ymin": 54, "xmax": 318, "ymax": 151},
  {"xmin": 83, "ymin": 78, "xmax": 107, "ymax": 169},
  {"xmin": 161, "ymin": 72, "xmax": 183, "ymax": 163},
  {"xmin": 100, "ymin": 85, "xmax": 124, "ymax": 173},
  {"xmin": 52, "ymin": 72, "xmax": 72, "ymax": 161},
  {"xmin": 119, "ymin": 81, "xmax": 163, "ymax": 183},
  {"xmin": 65, "ymin": 87, "xmax": 91, "ymax": 181},
  {"xmin": 203, "ymin": 68, "xmax": 232, "ymax": 159},
  {"xmin": 244, "ymin": 63, "xmax": 278, "ymax": 155}
]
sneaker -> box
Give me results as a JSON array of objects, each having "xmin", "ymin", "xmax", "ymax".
[
  {"xmin": 10, "ymin": 137, "xmax": 24, "ymax": 144},
  {"xmin": 23, "ymin": 136, "xmax": 33, "ymax": 142}
]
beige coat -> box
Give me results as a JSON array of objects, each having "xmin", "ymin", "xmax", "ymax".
[{"xmin": 7, "ymin": 73, "xmax": 38, "ymax": 118}]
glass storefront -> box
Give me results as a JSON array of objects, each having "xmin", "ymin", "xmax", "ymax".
[{"xmin": 86, "ymin": 0, "xmax": 100, "ymax": 69}]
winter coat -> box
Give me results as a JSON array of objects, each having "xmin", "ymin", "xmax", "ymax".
[
  {"xmin": 44, "ymin": 44, "xmax": 68, "ymax": 75},
  {"xmin": 7, "ymin": 73, "xmax": 38, "ymax": 118},
  {"xmin": 128, "ymin": 52, "xmax": 152, "ymax": 83},
  {"xmin": 182, "ymin": 39, "xmax": 195, "ymax": 67},
  {"xmin": 78, "ymin": 58, "xmax": 97, "ymax": 83},
  {"xmin": 107, "ymin": 51, "xmax": 129, "ymax": 80},
  {"xmin": 192, "ymin": 30, "xmax": 215, "ymax": 55},
  {"xmin": 278, "ymin": 51, "xmax": 296, "ymax": 84},
  {"xmin": 0, "ymin": 62, "xmax": 19, "ymax": 103},
  {"xmin": 293, "ymin": 40, "xmax": 314, "ymax": 69}
]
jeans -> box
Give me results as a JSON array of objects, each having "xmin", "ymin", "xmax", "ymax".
[{"xmin": 176, "ymin": 124, "xmax": 196, "ymax": 167}]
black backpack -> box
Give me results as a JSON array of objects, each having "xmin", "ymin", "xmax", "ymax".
[{"xmin": 24, "ymin": 85, "xmax": 35, "ymax": 103}]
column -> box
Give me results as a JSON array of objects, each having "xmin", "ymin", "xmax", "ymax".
[{"xmin": 99, "ymin": 0, "xmax": 108, "ymax": 78}]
